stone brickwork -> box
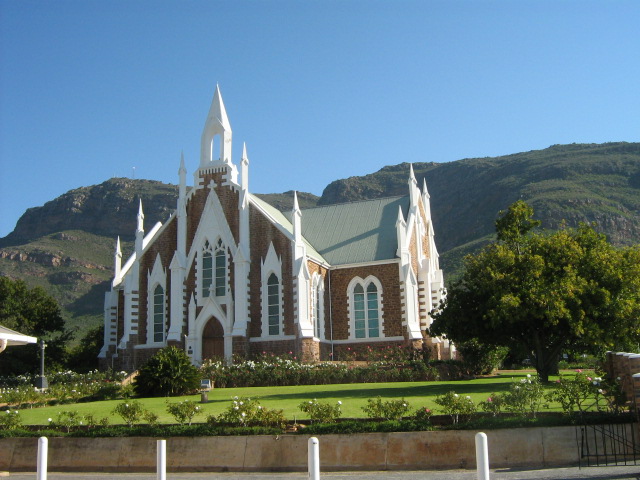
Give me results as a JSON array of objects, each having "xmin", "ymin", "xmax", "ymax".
[
  {"xmin": 603, "ymin": 351, "xmax": 640, "ymax": 415},
  {"xmin": 248, "ymin": 204, "xmax": 294, "ymax": 339},
  {"xmin": 138, "ymin": 218, "xmax": 178, "ymax": 343},
  {"xmin": 329, "ymin": 263, "xmax": 403, "ymax": 340}
]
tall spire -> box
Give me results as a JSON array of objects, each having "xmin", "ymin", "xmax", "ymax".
[
  {"xmin": 114, "ymin": 236, "xmax": 122, "ymax": 279},
  {"xmin": 136, "ymin": 199, "xmax": 144, "ymax": 233},
  {"xmin": 408, "ymin": 163, "xmax": 419, "ymax": 207},
  {"xmin": 179, "ymin": 151, "xmax": 187, "ymax": 197},
  {"xmin": 135, "ymin": 199, "xmax": 145, "ymax": 257},
  {"xmin": 241, "ymin": 142, "xmax": 249, "ymax": 192},
  {"xmin": 292, "ymin": 191, "xmax": 302, "ymax": 244},
  {"xmin": 200, "ymin": 85, "xmax": 232, "ymax": 167}
]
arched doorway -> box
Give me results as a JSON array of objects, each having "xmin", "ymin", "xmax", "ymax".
[{"xmin": 202, "ymin": 317, "xmax": 224, "ymax": 361}]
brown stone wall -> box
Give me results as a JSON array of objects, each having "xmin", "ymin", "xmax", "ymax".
[
  {"xmin": 248, "ymin": 204, "xmax": 294, "ymax": 339},
  {"xmin": 138, "ymin": 218, "xmax": 178, "ymax": 342},
  {"xmin": 249, "ymin": 339, "xmax": 297, "ymax": 357},
  {"xmin": 328, "ymin": 262, "xmax": 402, "ymax": 341}
]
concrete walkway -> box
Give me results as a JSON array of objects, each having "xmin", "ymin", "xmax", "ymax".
[{"xmin": 3, "ymin": 467, "xmax": 640, "ymax": 479}]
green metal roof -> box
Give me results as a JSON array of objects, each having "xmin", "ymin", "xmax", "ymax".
[
  {"xmin": 286, "ymin": 196, "xmax": 409, "ymax": 265},
  {"xmin": 249, "ymin": 194, "xmax": 327, "ymax": 263}
]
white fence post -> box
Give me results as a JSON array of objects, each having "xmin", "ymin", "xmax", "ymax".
[
  {"xmin": 475, "ymin": 432, "xmax": 490, "ymax": 480},
  {"xmin": 308, "ymin": 436, "xmax": 320, "ymax": 480},
  {"xmin": 157, "ymin": 439, "xmax": 166, "ymax": 480},
  {"xmin": 37, "ymin": 436, "xmax": 48, "ymax": 480}
]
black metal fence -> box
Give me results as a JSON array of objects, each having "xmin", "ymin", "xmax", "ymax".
[{"xmin": 579, "ymin": 422, "xmax": 640, "ymax": 467}]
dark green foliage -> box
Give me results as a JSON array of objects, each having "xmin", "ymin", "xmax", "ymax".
[
  {"xmin": 431, "ymin": 201, "xmax": 640, "ymax": 382},
  {"xmin": 133, "ymin": 347, "xmax": 201, "ymax": 396},
  {"xmin": 456, "ymin": 340, "xmax": 509, "ymax": 376},
  {"xmin": 0, "ymin": 277, "xmax": 71, "ymax": 375},
  {"xmin": 67, "ymin": 325, "xmax": 104, "ymax": 372},
  {"xmin": 301, "ymin": 419, "xmax": 432, "ymax": 435}
]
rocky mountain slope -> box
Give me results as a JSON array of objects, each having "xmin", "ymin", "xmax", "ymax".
[{"xmin": 1, "ymin": 142, "xmax": 639, "ymax": 342}]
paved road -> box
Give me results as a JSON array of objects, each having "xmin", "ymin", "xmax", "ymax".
[{"xmin": 3, "ymin": 466, "xmax": 640, "ymax": 479}]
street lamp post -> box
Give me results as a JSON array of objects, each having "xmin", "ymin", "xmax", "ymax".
[{"xmin": 35, "ymin": 339, "xmax": 48, "ymax": 390}]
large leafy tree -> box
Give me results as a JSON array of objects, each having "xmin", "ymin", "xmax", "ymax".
[
  {"xmin": 430, "ymin": 201, "xmax": 640, "ymax": 382},
  {"xmin": 0, "ymin": 277, "xmax": 71, "ymax": 374}
]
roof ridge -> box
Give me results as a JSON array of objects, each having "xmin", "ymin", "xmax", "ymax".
[{"xmin": 302, "ymin": 195, "xmax": 407, "ymax": 211}]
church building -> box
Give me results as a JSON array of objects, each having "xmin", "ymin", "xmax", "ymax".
[{"xmin": 99, "ymin": 87, "xmax": 448, "ymax": 370}]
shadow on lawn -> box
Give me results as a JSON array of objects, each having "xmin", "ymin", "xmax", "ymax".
[{"xmin": 252, "ymin": 380, "xmax": 519, "ymax": 403}]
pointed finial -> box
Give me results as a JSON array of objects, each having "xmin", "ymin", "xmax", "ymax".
[
  {"xmin": 293, "ymin": 191, "xmax": 300, "ymax": 213},
  {"xmin": 212, "ymin": 84, "xmax": 231, "ymax": 131},
  {"xmin": 396, "ymin": 205, "xmax": 406, "ymax": 226},
  {"xmin": 115, "ymin": 236, "xmax": 122, "ymax": 257},
  {"xmin": 422, "ymin": 177, "xmax": 430, "ymax": 199},
  {"xmin": 241, "ymin": 142, "xmax": 249, "ymax": 165},
  {"xmin": 136, "ymin": 199, "xmax": 145, "ymax": 233},
  {"xmin": 179, "ymin": 151, "xmax": 186, "ymax": 173},
  {"xmin": 409, "ymin": 164, "xmax": 417, "ymax": 183}
]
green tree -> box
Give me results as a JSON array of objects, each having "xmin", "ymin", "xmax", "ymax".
[
  {"xmin": 133, "ymin": 346, "xmax": 201, "ymax": 396},
  {"xmin": 430, "ymin": 201, "xmax": 640, "ymax": 382},
  {"xmin": 0, "ymin": 277, "xmax": 71, "ymax": 375},
  {"xmin": 67, "ymin": 325, "xmax": 104, "ymax": 372}
]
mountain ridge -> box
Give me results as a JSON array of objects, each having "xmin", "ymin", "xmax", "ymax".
[{"xmin": 1, "ymin": 142, "xmax": 639, "ymax": 341}]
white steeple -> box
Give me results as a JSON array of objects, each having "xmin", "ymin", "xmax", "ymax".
[
  {"xmin": 200, "ymin": 84, "xmax": 232, "ymax": 168},
  {"xmin": 241, "ymin": 142, "xmax": 249, "ymax": 192},
  {"xmin": 292, "ymin": 191, "xmax": 302, "ymax": 244},
  {"xmin": 114, "ymin": 236, "xmax": 122, "ymax": 279},
  {"xmin": 135, "ymin": 199, "xmax": 144, "ymax": 257},
  {"xmin": 408, "ymin": 164, "xmax": 420, "ymax": 208},
  {"xmin": 178, "ymin": 151, "xmax": 187, "ymax": 198}
]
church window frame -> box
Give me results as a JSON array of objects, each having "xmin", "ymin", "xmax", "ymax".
[
  {"xmin": 347, "ymin": 276, "xmax": 384, "ymax": 340},
  {"xmin": 310, "ymin": 273, "xmax": 324, "ymax": 339},
  {"xmin": 261, "ymin": 242, "xmax": 284, "ymax": 338},
  {"xmin": 200, "ymin": 238, "xmax": 227, "ymax": 299},
  {"xmin": 146, "ymin": 254, "xmax": 167, "ymax": 345}
]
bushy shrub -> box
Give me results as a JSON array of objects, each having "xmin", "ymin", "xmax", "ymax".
[
  {"xmin": 298, "ymin": 399, "xmax": 342, "ymax": 423},
  {"xmin": 112, "ymin": 400, "xmax": 147, "ymax": 427},
  {"xmin": 0, "ymin": 409, "xmax": 22, "ymax": 430},
  {"xmin": 479, "ymin": 393, "xmax": 504, "ymax": 417},
  {"xmin": 134, "ymin": 347, "xmax": 200, "ymax": 396},
  {"xmin": 456, "ymin": 340, "xmax": 509, "ymax": 376},
  {"xmin": 166, "ymin": 400, "xmax": 202, "ymax": 426},
  {"xmin": 212, "ymin": 396, "xmax": 286, "ymax": 429},
  {"xmin": 434, "ymin": 391, "xmax": 477, "ymax": 424},
  {"xmin": 361, "ymin": 396, "xmax": 411, "ymax": 420},
  {"xmin": 413, "ymin": 406, "xmax": 433, "ymax": 425},
  {"xmin": 503, "ymin": 375, "xmax": 544, "ymax": 418}
]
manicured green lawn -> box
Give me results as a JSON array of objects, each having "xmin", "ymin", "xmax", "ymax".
[{"xmin": 17, "ymin": 370, "xmax": 573, "ymax": 426}]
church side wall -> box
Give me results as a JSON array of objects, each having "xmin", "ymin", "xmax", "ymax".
[
  {"xmin": 247, "ymin": 204, "xmax": 295, "ymax": 354},
  {"xmin": 328, "ymin": 263, "xmax": 404, "ymax": 359}
]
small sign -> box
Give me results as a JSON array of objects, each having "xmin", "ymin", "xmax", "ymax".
[{"xmin": 200, "ymin": 379, "xmax": 212, "ymax": 391}]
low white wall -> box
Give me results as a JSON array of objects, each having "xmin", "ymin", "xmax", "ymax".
[{"xmin": 0, "ymin": 426, "xmax": 605, "ymax": 472}]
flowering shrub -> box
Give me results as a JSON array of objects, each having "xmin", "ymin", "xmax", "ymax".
[
  {"xmin": 503, "ymin": 375, "xmax": 544, "ymax": 418},
  {"xmin": 212, "ymin": 396, "xmax": 286, "ymax": 429},
  {"xmin": 414, "ymin": 407, "xmax": 433, "ymax": 424},
  {"xmin": 166, "ymin": 400, "xmax": 201, "ymax": 426},
  {"xmin": 52, "ymin": 410, "xmax": 83, "ymax": 432},
  {"xmin": 0, "ymin": 409, "xmax": 22, "ymax": 430},
  {"xmin": 298, "ymin": 399, "xmax": 342, "ymax": 423},
  {"xmin": 545, "ymin": 371, "xmax": 627, "ymax": 416},
  {"xmin": 434, "ymin": 391, "xmax": 477, "ymax": 424},
  {"xmin": 480, "ymin": 393, "xmax": 505, "ymax": 417},
  {"xmin": 361, "ymin": 396, "xmax": 411, "ymax": 420},
  {"xmin": 112, "ymin": 400, "xmax": 146, "ymax": 427},
  {"xmin": 200, "ymin": 352, "xmax": 439, "ymax": 388}
]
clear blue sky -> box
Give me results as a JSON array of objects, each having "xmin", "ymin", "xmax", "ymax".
[{"xmin": 1, "ymin": 0, "xmax": 639, "ymax": 238}]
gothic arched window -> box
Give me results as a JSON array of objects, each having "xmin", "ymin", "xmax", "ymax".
[
  {"xmin": 153, "ymin": 284, "xmax": 165, "ymax": 343},
  {"xmin": 349, "ymin": 277, "xmax": 383, "ymax": 339}
]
